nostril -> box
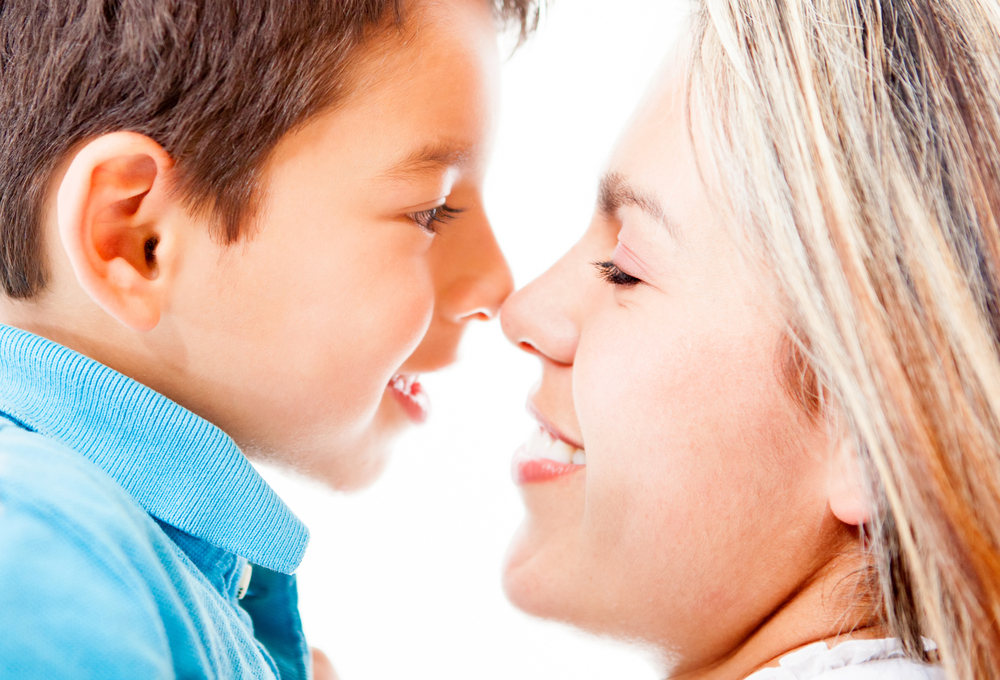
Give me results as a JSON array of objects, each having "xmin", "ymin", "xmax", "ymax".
[
  {"xmin": 518, "ymin": 341, "xmax": 539, "ymax": 356},
  {"xmin": 458, "ymin": 309, "xmax": 494, "ymax": 323}
]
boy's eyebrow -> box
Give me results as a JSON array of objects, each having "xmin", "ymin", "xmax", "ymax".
[
  {"xmin": 381, "ymin": 140, "xmax": 474, "ymax": 183},
  {"xmin": 598, "ymin": 171, "xmax": 679, "ymax": 238}
]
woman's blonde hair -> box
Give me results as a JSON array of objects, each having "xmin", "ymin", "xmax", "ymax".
[{"xmin": 690, "ymin": 0, "xmax": 1000, "ymax": 677}]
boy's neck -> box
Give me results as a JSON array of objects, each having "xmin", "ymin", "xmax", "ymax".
[{"xmin": 0, "ymin": 297, "xmax": 185, "ymax": 412}]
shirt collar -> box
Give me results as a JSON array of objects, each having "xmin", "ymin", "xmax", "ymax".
[{"xmin": 0, "ymin": 324, "xmax": 309, "ymax": 574}]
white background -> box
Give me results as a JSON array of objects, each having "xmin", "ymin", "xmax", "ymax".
[{"xmin": 256, "ymin": 2, "xmax": 687, "ymax": 678}]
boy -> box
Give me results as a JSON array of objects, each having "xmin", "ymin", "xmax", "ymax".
[{"xmin": 0, "ymin": 0, "xmax": 537, "ymax": 677}]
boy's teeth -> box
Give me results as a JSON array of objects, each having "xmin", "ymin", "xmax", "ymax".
[
  {"xmin": 390, "ymin": 374, "xmax": 420, "ymax": 395},
  {"xmin": 412, "ymin": 388, "xmax": 430, "ymax": 411},
  {"xmin": 523, "ymin": 427, "xmax": 585, "ymax": 465}
]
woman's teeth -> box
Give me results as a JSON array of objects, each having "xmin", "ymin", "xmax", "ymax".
[{"xmin": 524, "ymin": 427, "xmax": 586, "ymax": 465}]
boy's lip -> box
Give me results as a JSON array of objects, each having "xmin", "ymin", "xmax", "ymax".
[{"xmin": 387, "ymin": 374, "xmax": 430, "ymax": 424}]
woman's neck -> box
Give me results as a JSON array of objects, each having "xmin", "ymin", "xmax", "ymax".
[{"xmin": 657, "ymin": 546, "xmax": 884, "ymax": 680}]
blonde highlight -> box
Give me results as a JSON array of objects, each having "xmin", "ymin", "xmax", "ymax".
[{"xmin": 690, "ymin": 0, "xmax": 1000, "ymax": 676}]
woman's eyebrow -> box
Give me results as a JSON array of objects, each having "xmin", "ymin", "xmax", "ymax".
[
  {"xmin": 380, "ymin": 140, "xmax": 473, "ymax": 183},
  {"xmin": 598, "ymin": 171, "xmax": 679, "ymax": 238}
]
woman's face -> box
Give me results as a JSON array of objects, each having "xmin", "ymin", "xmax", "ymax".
[{"xmin": 500, "ymin": 64, "xmax": 849, "ymax": 671}]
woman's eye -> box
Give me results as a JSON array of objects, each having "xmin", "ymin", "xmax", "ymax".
[
  {"xmin": 407, "ymin": 204, "xmax": 464, "ymax": 234},
  {"xmin": 594, "ymin": 260, "xmax": 642, "ymax": 288}
]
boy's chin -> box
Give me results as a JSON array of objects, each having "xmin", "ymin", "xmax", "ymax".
[
  {"xmin": 316, "ymin": 444, "xmax": 393, "ymax": 491},
  {"xmin": 246, "ymin": 423, "xmax": 400, "ymax": 492},
  {"xmin": 314, "ymin": 387, "xmax": 420, "ymax": 490},
  {"xmin": 246, "ymin": 391, "xmax": 415, "ymax": 490},
  {"xmin": 300, "ymin": 431, "xmax": 398, "ymax": 492}
]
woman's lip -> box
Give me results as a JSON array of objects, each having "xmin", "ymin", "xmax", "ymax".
[
  {"xmin": 526, "ymin": 401, "xmax": 585, "ymax": 450},
  {"xmin": 512, "ymin": 447, "xmax": 586, "ymax": 485}
]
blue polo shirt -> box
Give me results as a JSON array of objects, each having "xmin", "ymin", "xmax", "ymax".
[{"xmin": 0, "ymin": 325, "xmax": 312, "ymax": 679}]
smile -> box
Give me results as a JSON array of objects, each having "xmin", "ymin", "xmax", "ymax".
[
  {"xmin": 512, "ymin": 426, "xmax": 586, "ymax": 484},
  {"xmin": 388, "ymin": 373, "xmax": 430, "ymax": 424}
]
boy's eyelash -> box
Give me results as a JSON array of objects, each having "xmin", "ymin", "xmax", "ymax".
[
  {"xmin": 593, "ymin": 260, "xmax": 642, "ymax": 288},
  {"xmin": 408, "ymin": 204, "xmax": 464, "ymax": 234}
]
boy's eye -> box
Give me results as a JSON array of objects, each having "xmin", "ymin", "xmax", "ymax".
[
  {"xmin": 593, "ymin": 260, "xmax": 642, "ymax": 288},
  {"xmin": 407, "ymin": 204, "xmax": 464, "ymax": 234}
]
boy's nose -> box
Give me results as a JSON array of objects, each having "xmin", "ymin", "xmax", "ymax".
[
  {"xmin": 440, "ymin": 215, "xmax": 514, "ymax": 324},
  {"xmin": 455, "ymin": 253, "xmax": 514, "ymax": 323}
]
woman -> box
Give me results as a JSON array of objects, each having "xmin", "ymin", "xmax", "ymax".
[{"xmin": 501, "ymin": 0, "xmax": 1000, "ymax": 678}]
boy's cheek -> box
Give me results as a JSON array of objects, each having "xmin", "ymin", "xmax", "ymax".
[
  {"xmin": 349, "ymin": 267, "xmax": 436, "ymax": 365},
  {"xmin": 298, "ymin": 268, "xmax": 434, "ymax": 411},
  {"xmin": 168, "ymin": 232, "xmax": 439, "ymax": 480}
]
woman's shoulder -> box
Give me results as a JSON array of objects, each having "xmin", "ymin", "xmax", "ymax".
[{"xmin": 746, "ymin": 639, "xmax": 945, "ymax": 680}]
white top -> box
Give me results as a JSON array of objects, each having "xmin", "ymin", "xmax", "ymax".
[{"xmin": 744, "ymin": 639, "xmax": 945, "ymax": 680}]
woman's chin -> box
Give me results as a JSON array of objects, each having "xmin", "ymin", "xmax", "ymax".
[
  {"xmin": 503, "ymin": 469, "xmax": 594, "ymax": 620},
  {"xmin": 501, "ymin": 522, "xmax": 585, "ymax": 625}
]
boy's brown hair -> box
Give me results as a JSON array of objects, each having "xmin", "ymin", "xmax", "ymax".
[{"xmin": 0, "ymin": 0, "xmax": 539, "ymax": 298}]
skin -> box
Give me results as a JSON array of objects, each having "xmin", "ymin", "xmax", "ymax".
[
  {"xmin": 500, "ymin": 59, "xmax": 878, "ymax": 679},
  {"xmin": 0, "ymin": 0, "xmax": 510, "ymax": 491}
]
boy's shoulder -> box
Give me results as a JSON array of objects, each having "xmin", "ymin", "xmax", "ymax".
[
  {"xmin": 0, "ymin": 416, "xmax": 150, "ymax": 533},
  {"xmin": 0, "ymin": 416, "xmax": 174, "ymax": 573},
  {"xmin": 0, "ymin": 417, "xmax": 176, "ymax": 677},
  {"xmin": 0, "ymin": 418, "xmax": 276, "ymax": 679}
]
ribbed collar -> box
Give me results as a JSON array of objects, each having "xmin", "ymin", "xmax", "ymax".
[{"xmin": 0, "ymin": 324, "xmax": 308, "ymax": 574}]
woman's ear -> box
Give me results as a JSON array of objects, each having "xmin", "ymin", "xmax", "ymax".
[
  {"xmin": 56, "ymin": 132, "xmax": 177, "ymax": 332},
  {"xmin": 827, "ymin": 439, "xmax": 872, "ymax": 527}
]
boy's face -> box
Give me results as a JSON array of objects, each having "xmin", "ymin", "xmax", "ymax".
[{"xmin": 155, "ymin": 0, "xmax": 510, "ymax": 488}]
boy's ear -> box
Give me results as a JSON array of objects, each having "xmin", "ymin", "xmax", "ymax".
[
  {"xmin": 827, "ymin": 438, "xmax": 872, "ymax": 527},
  {"xmin": 56, "ymin": 132, "xmax": 177, "ymax": 332}
]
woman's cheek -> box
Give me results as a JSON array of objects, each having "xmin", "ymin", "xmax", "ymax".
[
  {"xmin": 574, "ymin": 317, "xmax": 674, "ymax": 539},
  {"xmin": 574, "ymin": 309, "xmax": 681, "ymax": 468},
  {"xmin": 574, "ymin": 308, "xmax": 738, "ymax": 542}
]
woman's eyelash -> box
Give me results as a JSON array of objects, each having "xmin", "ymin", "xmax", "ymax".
[
  {"xmin": 408, "ymin": 204, "xmax": 464, "ymax": 234},
  {"xmin": 594, "ymin": 260, "xmax": 642, "ymax": 287}
]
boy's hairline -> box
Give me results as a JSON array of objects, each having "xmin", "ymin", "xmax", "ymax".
[
  {"xmin": 182, "ymin": 0, "xmax": 538, "ymax": 239},
  {"xmin": 0, "ymin": 0, "xmax": 543, "ymax": 300}
]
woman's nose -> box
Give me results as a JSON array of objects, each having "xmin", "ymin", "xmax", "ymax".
[{"xmin": 501, "ymin": 252, "xmax": 580, "ymax": 366}]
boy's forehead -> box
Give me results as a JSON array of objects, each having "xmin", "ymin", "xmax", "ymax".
[
  {"xmin": 380, "ymin": 139, "xmax": 475, "ymax": 184},
  {"xmin": 264, "ymin": 0, "xmax": 498, "ymax": 186}
]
